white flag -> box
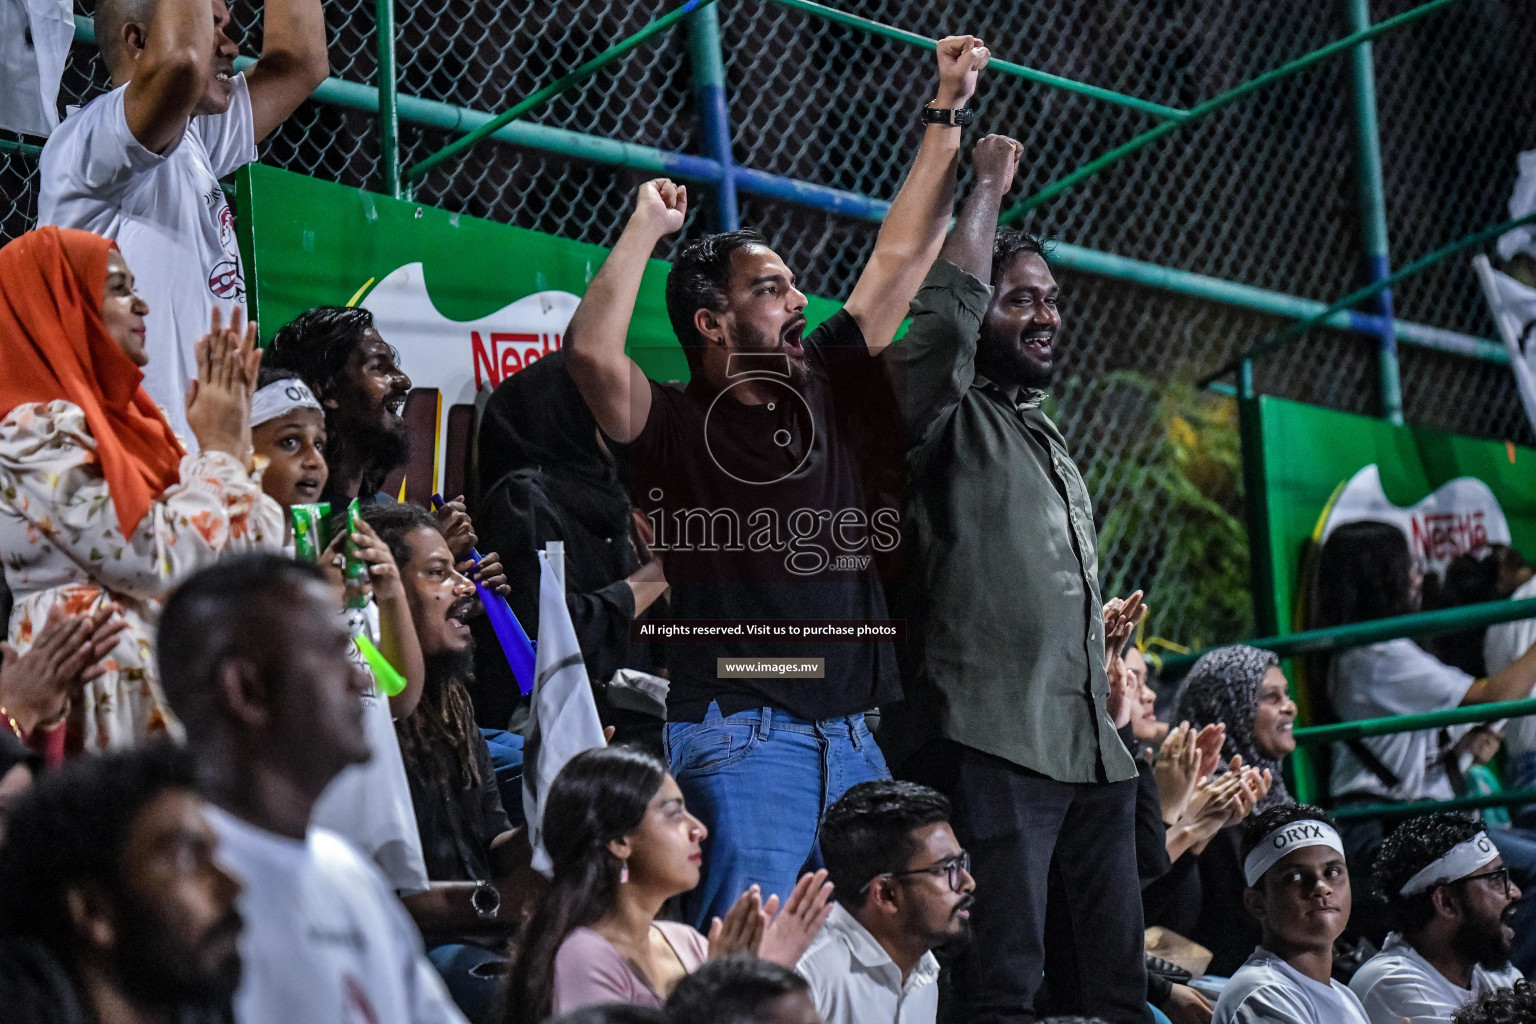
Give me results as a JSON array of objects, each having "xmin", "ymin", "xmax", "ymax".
[
  {"xmin": 1473, "ymin": 255, "xmax": 1536, "ymax": 438},
  {"xmin": 521, "ymin": 547, "xmax": 605, "ymax": 876},
  {"xmin": 0, "ymin": 0, "xmax": 74, "ymax": 136}
]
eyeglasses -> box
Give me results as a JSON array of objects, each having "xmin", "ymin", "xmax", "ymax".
[
  {"xmin": 1458, "ymin": 866, "xmax": 1513, "ymax": 898},
  {"xmin": 862, "ymin": 851, "xmax": 971, "ymax": 894}
]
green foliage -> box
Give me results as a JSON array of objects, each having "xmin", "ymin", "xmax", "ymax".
[{"xmin": 1058, "ymin": 371, "xmax": 1254, "ymax": 648}]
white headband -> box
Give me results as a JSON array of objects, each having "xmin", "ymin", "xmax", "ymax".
[
  {"xmin": 251, "ymin": 379, "xmax": 322, "ymax": 427},
  {"xmin": 1243, "ymin": 820, "xmax": 1346, "ymax": 887},
  {"xmin": 1399, "ymin": 832, "xmax": 1499, "ymax": 896}
]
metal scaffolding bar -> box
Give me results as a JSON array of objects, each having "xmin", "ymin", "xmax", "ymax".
[
  {"xmin": 997, "ymin": 0, "xmax": 1468, "ymax": 224},
  {"xmin": 760, "ymin": 0, "xmax": 1187, "ymax": 122},
  {"xmin": 1346, "ymin": 0, "xmax": 1402, "ymax": 423},
  {"xmin": 1199, "ymin": 208, "xmax": 1536, "ymax": 387},
  {"xmin": 687, "ymin": 3, "xmax": 739, "ymax": 231},
  {"xmin": 374, "ymin": 0, "xmax": 401, "ymax": 198},
  {"xmin": 1160, "ymin": 595, "xmax": 1536, "ymax": 672},
  {"xmin": 404, "ymin": 0, "xmax": 719, "ymax": 183},
  {"xmin": 1295, "ymin": 695, "xmax": 1536, "ymax": 746}
]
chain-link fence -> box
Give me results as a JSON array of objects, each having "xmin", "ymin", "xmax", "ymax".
[{"xmin": 3, "ymin": 0, "xmax": 1534, "ymax": 647}]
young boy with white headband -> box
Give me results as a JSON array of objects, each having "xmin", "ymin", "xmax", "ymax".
[
  {"xmin": 1213, "ymin": 804, "xmax": 1369, "ymax": 1024},
  {"xmin": 1351, "ymin": 814, "xmax": 1524, "ymax": 1024},
  {"xmin": 250, "ymin": 366, "xmax": 431, "ymax": 898}
]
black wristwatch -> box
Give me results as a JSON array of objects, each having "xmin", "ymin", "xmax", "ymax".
[
  {"xmin": 921, "ymin": 104, "xmax": 974, "ymax": 128},
  {"xmin": 471, "ymin": 880, "xmax": 501, "ymax": 920}
]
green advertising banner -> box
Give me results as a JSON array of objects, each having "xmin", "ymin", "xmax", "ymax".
[
  {"xmin": 1254, "ymin": 395, "xmax": 1536, "ymax": 636},
  {"xmin": 236, "ymin": 165, "xmax": 840, "ymax": 491}
]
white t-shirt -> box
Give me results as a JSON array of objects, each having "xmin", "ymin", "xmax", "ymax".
[
  {"xmin": 1213, "ymin": 948, "xmax": 1370, "ymax": 1024},
  {"xmin": 1485, "ymin": 576, "xmax": 1536, "ymax": 758},
  {"xmin": 312, "ymin": 600, "xmax": 431, "ymax": 896},
  {"xmin": 1349, "ymin": 931, "xmax": 1524, "ymax": 1024},
  {"xmin": 796, "ymin": 903, "xmax": 941, "ymax": 1024},
  {"xmin": 207, "ymin": 806, "xmax": 465, "ymax": 1024},
  {"xmin": 1329, "ymin": 640, "xmax": 1473, "ymax": 802},
  {"xmin": 38, "ymin": 76, "xmax": 256, "ymax": 448}
]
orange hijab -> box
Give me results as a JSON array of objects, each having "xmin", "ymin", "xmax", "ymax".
[{"xmin": 0, "ymin": 227, "xmax": 184, "ymax": 538}]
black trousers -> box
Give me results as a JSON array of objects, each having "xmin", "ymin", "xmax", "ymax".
[{"xmin": 906, "ymin": 742, "xmax": 1151, "ymax": 1024}]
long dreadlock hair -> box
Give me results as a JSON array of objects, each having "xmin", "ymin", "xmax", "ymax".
[{"xmin": 360, "ymin": 501, "xmax": 484, "ymax": 790}]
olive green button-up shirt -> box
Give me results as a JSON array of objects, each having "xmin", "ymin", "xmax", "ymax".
[{"xmin": 887, "ymin": 259, "xmax": 1136, "ymax": 784}]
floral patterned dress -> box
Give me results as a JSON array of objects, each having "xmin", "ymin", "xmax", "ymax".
[{"xmin": 0, "ymin": 400, "xmax": 284, "ymax": 750}]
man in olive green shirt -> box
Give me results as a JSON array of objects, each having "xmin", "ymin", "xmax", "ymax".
[{"xmin": 884, "ymin": 135, "xmax": 1150, "ymax": 1024}]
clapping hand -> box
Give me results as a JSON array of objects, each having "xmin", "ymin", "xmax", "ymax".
[
  {"xmin": 0, "ymin": 603, "xmax": 127, "ymax": 734},
  {"xmin": 185, "ymin": 306, "xmax": 261, "ymax": 463},
  {"xmin": 1153, "ymin": 723, "xmax": 1203, "ymax": 824},
  {"xmin": 708, "ymin": 886, "xmax": 766, "ymax": 959},
  {"xmin": 757, "ymin": 869, "xmax": 835, "ymax": 967}
]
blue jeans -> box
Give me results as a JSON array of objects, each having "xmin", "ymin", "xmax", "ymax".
[{"xmin": 665, "ymin": 702, "xmax": 890, "ymax": 929}]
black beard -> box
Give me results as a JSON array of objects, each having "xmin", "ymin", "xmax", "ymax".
[
  {"xmin": 425, "ymin": 645, "xmax": 475, "ymax": 694},
  {"xmin": 976, "ymin": 328, "xmax": 1054, "ymax": 392},
  {"xmin": 111, "ymin": 888, "xmax": 242, "ymax": 1009},
  {"xmin": 1454, "ymin": 912, "xmax": 1513, "ymax": 971}
]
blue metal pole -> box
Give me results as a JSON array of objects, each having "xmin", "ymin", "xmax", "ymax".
[
  {"xmin": 1347, "ymin": 0, "xmax": 1403, "ymax": 424},
  {"xmin": 686, "ymin": 3, "xmax": 738, "ymax": 230}
]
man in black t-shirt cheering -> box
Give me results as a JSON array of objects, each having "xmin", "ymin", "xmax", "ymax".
[{"xmin": 563, "ymin": 35, "xmax": 990, "ymax": 929}]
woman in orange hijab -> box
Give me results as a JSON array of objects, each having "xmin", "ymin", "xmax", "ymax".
[{"xmin": 0, "ymin": 227, "xmax": 283, "ymax": 752}]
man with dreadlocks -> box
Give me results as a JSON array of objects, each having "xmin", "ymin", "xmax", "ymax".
[
  {"xmin": 363, "ymin": 503, "xmax": 534, "ymax": 1020},
  {"xmin": 1169, "ymin": 645, "xmax": 1300, "ymax": 976}
]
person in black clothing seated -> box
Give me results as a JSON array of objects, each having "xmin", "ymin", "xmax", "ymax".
[
  {"xmin": 363, "ymin": 502, "xmax": 539, "ymax": 1021},
  {"xmin": 1151, "ymin": 645, "xmax": 1298, "ymax": 977},
  {"xmin": 0, "ymin": 743, "xmax": 242, "ymax": 1024},
  {"xmin": 473, "ymin": 351, "xmax": 669, "ymax": 739}
]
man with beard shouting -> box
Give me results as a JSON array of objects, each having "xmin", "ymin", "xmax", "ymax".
[
  {"xmin": 797, "ymin": 780, "xmax": 975, "ymax": 1024},
  {"xmin": 563, "ymin": 35, "xmax": 992, "ymax": 931},
  {"xmin": 265, "ymin": 306, "xmax": 414, "ymax": 505},
  {"xmin": 1352, "ymin": 814, "xmax": 1526, "ymax": 1024},
  {"xmin": 880, "ymin": 133, "xmax": 1150, "ymax": 1022}
]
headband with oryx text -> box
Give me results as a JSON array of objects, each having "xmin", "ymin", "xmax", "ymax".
[
  {"xmin": 1243, "ymin": 819, "xmax": 1345, "ymax": 887},
  {"xmin": 251, "ymin": 379, "xmax": 323, "ymax": 428},
  {"xmin": 1400, "ymin": 832, "xmax": 1499, "ymax": 896}
]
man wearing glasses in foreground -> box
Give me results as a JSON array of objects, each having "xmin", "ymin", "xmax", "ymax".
[
  {"xmin": 795, "ymin": 780, "xmax": 975, "ymax": 1024},
  {"xmin": 1351, "ymin": 814, "xmax": 1525, "ymax": 1024}
]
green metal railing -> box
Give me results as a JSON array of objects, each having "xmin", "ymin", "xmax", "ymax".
[
  {"xmin": 996, "ymin": 0, "xmax": 1468, "ymax": 224},
  {"xmin": 1162, "ymin": 596, "xmax": 1536, "ymax": 816}
]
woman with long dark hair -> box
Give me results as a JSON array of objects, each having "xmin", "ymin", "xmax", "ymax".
[
  {"xmin": 1312, "ymin": 520, "xmax": 1536, "ymax": 969},
  {"xmin": 501, "ymin": 746, "xmax": 831, "ymax": 1023},
  {"xmin": 1312, "ymin": 521, "xmax": 1536, "ymax": 807}
]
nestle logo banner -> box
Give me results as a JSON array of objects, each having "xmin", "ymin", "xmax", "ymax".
[{"xmin": 1321, "ymin": 464, "xmax": 1511, "ymax": 574}]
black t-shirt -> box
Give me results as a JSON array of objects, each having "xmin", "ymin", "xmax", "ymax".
[
  {"xmin": 628, "ymin": 310, "xmax": 900, "ymax": 721},
  {"xmin": 405, "ymin": 726, "xmax": 513, "ymax": 882}
]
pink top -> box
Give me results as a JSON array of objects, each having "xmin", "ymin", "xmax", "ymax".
[{"xmin": 551, "ymin": 921, "xmax": 711, "ymax": 1013}]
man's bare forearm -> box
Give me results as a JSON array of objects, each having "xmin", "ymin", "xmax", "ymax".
[
  {"xmin": 940, "ymin": 134, "xmax": 1022, "ymax": 283},
  {"xmin": 941, "ymin": 180, "xmax": 1006, "ymax": 283}
]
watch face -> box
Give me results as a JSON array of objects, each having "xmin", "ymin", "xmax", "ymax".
[{"xmin": 472, "ymin": 883, "xmax": 500, "ymax": 915}]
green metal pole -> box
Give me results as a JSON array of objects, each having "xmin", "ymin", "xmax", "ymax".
[
  {"xmin": 375, "ymin": 0, "xmax": 400, "ymax": 198},
  {"xmin": 1200, "ymin": 208, "xmax": 1536, "ymax": 386},
  {"xmin": 1294, "ymin": 695, "xmax": 1536, "ymax": 746},
  {"xmin": 1346, "ymin": 0, "xmax": 1402, "ymax": 424},
  {"xmin": 761, "ymin": 0, "xmax": 1186, "ymax": 122},
  {"xmin": 1160, "ymin": 595, "xmax": 1536, "ymax": 671},
  {"xmin": 687, "ymin": 2, "xmax": 739, "ymax": 230},
  {"xmin": 998, "ymin": 0, "xmax": 1467, "ymax": 224},
  {"xmin": 0, "ymin": 138, "xmax": 43, "ymax": 157},
  {"xmin": 1332, "ymin": 787, "xmax": 1536, "ymax": 821},
  {"xmin": 405, "ymin": 0, "xmax": 718, "ymax": 183}
]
